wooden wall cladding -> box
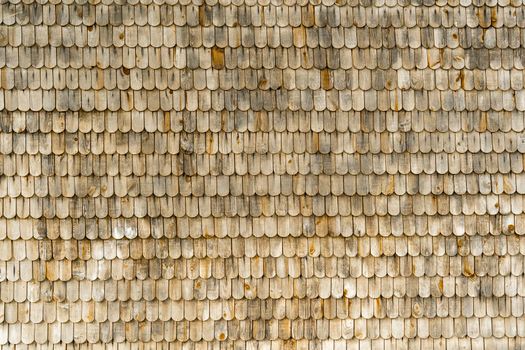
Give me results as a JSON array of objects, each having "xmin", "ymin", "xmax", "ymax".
[{"xmin": 0, "ymin": 0, "xmax": 525, "ymax": 349}]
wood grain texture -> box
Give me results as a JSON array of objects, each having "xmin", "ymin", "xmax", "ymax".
[{"xmin": 0, "ymin": 0, "xmax": 524, "ymax": 349}]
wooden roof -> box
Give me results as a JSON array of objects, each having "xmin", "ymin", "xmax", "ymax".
[{"xmin": 0, "ymin": 0, "xmax": 524, "ymax": 349}]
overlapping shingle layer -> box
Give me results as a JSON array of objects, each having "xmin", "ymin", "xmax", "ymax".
[{"xmin": 1, "ymin": 0, "xmax": 524, "ymax": 349}]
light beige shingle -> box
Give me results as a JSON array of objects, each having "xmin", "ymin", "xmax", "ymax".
[{"xmin": 0, "ymin": 0, "xmax": 524, "ymax": 349}]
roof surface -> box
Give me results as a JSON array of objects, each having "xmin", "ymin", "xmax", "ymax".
[{"xmin": 0, "ymin": 0, "xmax": 524, "ymax": 349}]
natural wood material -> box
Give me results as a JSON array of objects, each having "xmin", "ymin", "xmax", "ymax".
[{"xmin": 0, "ymin": 1, "xmax": 524, "ymax": 349}]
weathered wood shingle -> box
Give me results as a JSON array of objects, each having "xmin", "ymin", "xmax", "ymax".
[{"xmin": 0, "ymin": 0, "xmax": 524, "ymax": 349}]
